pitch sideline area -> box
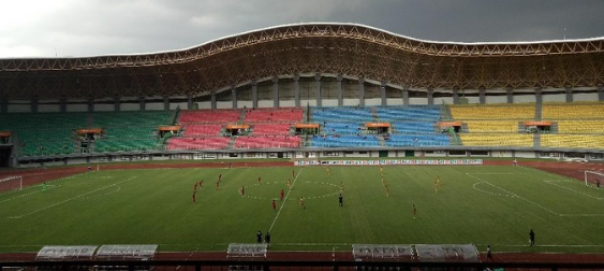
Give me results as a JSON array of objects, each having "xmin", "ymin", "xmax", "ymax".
[{"xmin": 1, "ymin": 159, "xmax": 604, "ymax": 262}]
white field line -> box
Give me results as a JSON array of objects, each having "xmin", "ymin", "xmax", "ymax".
[
  {"xmin": 543, "ymin": 180, "xmax": 604, "ymax": 200},
  {"xmin": 268, "ymin": 168, "xmax": 303, "ymax": 232},
  {"xmin": 467, "ymin": 173, "xmax": 604, "ymax": 217},
  {"xmin": 7, "ymin": 176, "xmax": 137, "ymax": 219}
]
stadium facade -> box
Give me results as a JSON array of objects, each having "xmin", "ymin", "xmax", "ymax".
[{"xmin": 1, "ymin": 23, "xmax": 604, "ymax": 167}]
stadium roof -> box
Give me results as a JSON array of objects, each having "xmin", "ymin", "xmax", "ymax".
[{"xmin": 1, "ymin": 22, "xmax": 604, "ymax": 100}]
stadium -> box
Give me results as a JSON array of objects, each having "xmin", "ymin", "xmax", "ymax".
[{"xmin": 1, "ymin": 23, "xmax": 604, "ymax": 269}]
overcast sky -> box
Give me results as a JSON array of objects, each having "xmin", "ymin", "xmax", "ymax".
[{"xmin": 2, "ymin": 0, "xmax": 604, "ymax": 58}]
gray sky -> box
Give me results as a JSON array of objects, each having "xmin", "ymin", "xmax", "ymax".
[{"xmin": 2, "ymin": 0, "xmax": 604, "ymax": 58}]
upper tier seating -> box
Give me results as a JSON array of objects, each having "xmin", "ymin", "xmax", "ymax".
[
  {"xmin": 312, "ymin": 108, "xmax": 374, "ymax": 123},
  {"xmin": 323, "ymin": 123, "xmax": 362, "ymax": 135},
  {"xmin": 556, "ymin": 120, "xmax": 604, "ymax": 133},
  {"xmin": 182, "ymin": 125, "xmax": 223, "ymax": 136},
  {"xmin": 234, "ymin": 135, "xmax": 300, "ymax": 149},
  {"xmin": 450, "ymin": 104, "xmax": 535, "ymax": 119},
  {"xmin": 542, "ymin": 103, "xmax": 604, "ymax": 119},
  {"xmin": 541, "ymin": 134, "xmax": 604, "ymax": 149},
  {"xmin": 376, "ymin": 106, "xmax": 441, "ymax": 121},
  {"xmin": 167, "ymin": 137, "xmax": 231, "ymax": 150},
  {"xmin": 252, "ymin": 124, "xmax": 291, "ymax": 135},
  {"xmin": 244, "ymin": 108, "xmax": 303, "ymax": 123},
  {"xmin": 392, "ymin": 122, "xmax": 436, "ymax": 134},
  {"xmin": 385, "ymin": 135, "xmax": 450, "ymax": 147},
  {"xmin": 310, "ymin": 135, "xmax": 380, "ymax": 148},
  {"xmin": 178, "ymin": 110, "xmax": 241, "ymax": 124},
  {"xmin": 459, "ymin": 134, "xmax": 534, "ymax": 147},
  {"xmin": 465, "ymin": 121, "xmax": 519, "ymax": 133}
]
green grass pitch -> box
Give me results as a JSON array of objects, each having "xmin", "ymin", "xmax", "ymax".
[{"xmin": 1, "ymin": 165, "xmax": 604, "ymax": 253}]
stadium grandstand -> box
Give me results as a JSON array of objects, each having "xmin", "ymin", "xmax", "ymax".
[{"xmin": 1, "ymin": 22, "xmax": 604, "ymax": 168}]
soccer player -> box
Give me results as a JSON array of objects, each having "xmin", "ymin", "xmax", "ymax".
[
  {"xmin": 218, "ymin": 174, "xmax": 222, "ymax": 182},
  {"xmin": 241, "ymin": 186, "xmax": 245, "ymax": 197},
  {"xmin": 192, "ymin": 191, "xmax": 196, "ymax": 204},
  {"xmin": 258, "ymin": 175, "xmax": 262, "ymax": 185},
  {"xmin": 326, "ymin": 167, "xmax": 330, "ymax": 175},
  {"xmin": 596, "ymin": 178, "xmax": 601, "ymax": 188},
  {"xmin": 292, "ymin": 170, "xmax": 295, "ymax": 178},
  {"xmin": 513, "ymin": 159, "xmax": 518, "ymax": 166},
  {"xmin": 412, "ymin": 204, "xmax": 417, "ymax": 219},
  {"xmin": 272, "ymin": 199, "xmax": 277, "ymax": 211},
  {"xmin": 434, "ymin": 175, "xmax": 441, "ymax": 193},
  {"xmin": 215, "ymin": 181, "xmax": 220, "ymax": 190},
  {"xmin": 199, "ymin": 180, "xmax": 204, "ymax": 187},
  {"xmin": 529, "ymin": 229, "xmax": 535, "ymax": 246},
  {"xmin": 339, "ymin": 182, "xmax": 344, "ymax": 193},
  {"xmin": 280, "ymin": 189, "xmax": 285, "ymax": 201},
  {"xmin": 380, "ymin": 165, "xmax": 383, "ymax": 174},
  {"xmin": 286, "ymin": 179, "xmax": 291, "ymax": 190},
  {"xmin": 339, "ymin": 193, "xmax": 343, "ymax": 207},
  {"xmin": 384, "ymin": 184, "xmax": 390, "ymax": 197},
  {"xmin": 194, "ymin": 182, "xmax": 198, "ymax": 192},
  {"xmin": 299, "ymin": 197, "xmax": 306, "ymax": 209},
  {"xmin": 265, "ymin": 231, "xmax": 271, "ymax": 244},
  {"xmin": 381, "ymin": 177, "xmax": 386, "ymax": 186}
]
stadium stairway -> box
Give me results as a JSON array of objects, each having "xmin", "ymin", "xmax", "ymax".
[
  {"xmin": 371, "ymin": 107, "xmax": 378, "ymax": 121},
  {"xmin": 377, "ymin": 135, "xmax": 386, "ymax": 146},
  {"xmin": 238, "ymin": 109, "xmax": 246, "ymax": 124},
  {"xmin": 441, "ymin": 104, "xmax": 452, "ymax": 121},
  {"xmin": 535, "ymin": 102, "xmax": 542, "ymax": 120},
  {"xmin": 517, "ymin": 122, "xmax": 526, "ymax": 133},
  {"xmin": 227, "ymin": 136, "xmax": 237, "ymax": 149},
  {"xmin": 550, "ymin": 122, "xmax": 558, "ymax": 133},
  {"xmin": 533, "ymin": 133, "xmax": 541, "ymax": 147}
]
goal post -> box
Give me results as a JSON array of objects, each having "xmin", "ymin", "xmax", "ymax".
[
  {"xmin": 0, "ymin": 176, "xmax": 23, "ymax": 193},
  {"xmin": 584, "ymin": 171, "xmax": 604, "ymax": 187}
]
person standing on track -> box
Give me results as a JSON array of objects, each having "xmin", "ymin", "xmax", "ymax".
[
  {"xmin": 256, "ymin": 230, "xmax": 263, "ymax": 243},
  {"xmin": 486, "ymin": 245, "xmax": 493, "ymax": 262},
  {"xmin": 529, "ymin": 229, "xmax": 535, "ymax": 246}
]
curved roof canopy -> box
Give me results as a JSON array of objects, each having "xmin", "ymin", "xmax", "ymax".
[{"xmin": 1, "ymin": 23, "xmax": 604, "ymax": 100}]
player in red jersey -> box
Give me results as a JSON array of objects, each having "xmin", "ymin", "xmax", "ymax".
[
  {"xmin": 272, "ymin": 199, "xmax": 277, "ymax": 211},
  {"xmin": 280, "ymin": 189, "xmax": 285, "ymax": 201}
]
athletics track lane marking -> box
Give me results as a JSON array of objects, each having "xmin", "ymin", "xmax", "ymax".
[{"xmin": 268, "ymin": 168, "xmax": 303, "ymax": 232}]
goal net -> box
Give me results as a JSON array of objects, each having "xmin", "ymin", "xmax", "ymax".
[
  {"xmin": 0, "ymin": 176, "xmax": 23, "ymax": 193},
  {"xmin": 585, "ymin": 171, "xmax": 604, "ymax": 187}
]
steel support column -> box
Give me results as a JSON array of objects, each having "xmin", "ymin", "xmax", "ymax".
[
  {"xmin": 565, "ymin": 85, "xmax": 573, "ymax": 103},
  {"xmin": 506, "ymin": 87, "xmax": 514, "ymax": 104},
  {"xmin": 403, "ymin": 86, "xmax": 409, "ymax": 105},
  {"xmin": 163, "ymin": 96, "xmax": 170, "ymax": 111},
  {"xmin": 60, "ymin": 98, "xmax": 67, "ymax": 112},
  {"xmin": 427, "ymin": 87, "xmax": 434, "ymax": 105},
  {"xmin": 337, "ymin": 74, "xmax": 343, "ymax": 106},
  {"xmin": 0, "ymin": 98, "xmax": 6, "ymax": 113},
  {"xmin": 315, "ymin": 72, "xmax": 322, "ymax": 107},
  {"xmin": 251, "ymin": 80, "xmax": 258, "ymax": 109},
  {"xmin": 479, "ymin": 87, "xmax": 486, "ymax": 104},
  {"xmin": 139, "ymin": 97, "xmax": 146, "ymax": 111},
  {"xmin": 114, "ymin": 96, "xmax": 120, "ymax": 112},
  {"xmin": 535, "ymin": 86, "xmax": 542, "ymax": 104},
  {"xmin": 380, "ymin": 81, "xmax": 387, "ymax": 106},
  {"xmin": 187, "ymin": 94, "xmax": 193, "ymax": 110},
  {"xmin": 272, "ymin": 76, "xmax": 279, "ymax": 108},
  {"xmin": 358, "ymin": 76, "xmax": 365, "ymax": 107},
  {"xmin": 88, "ymin": 98, "xmax": 94, "ymax": 113},
  {"xmin": 31, "ymin": 98, "xmax": 38, "ymax": 113},
  {"xmin": 294, "ymin": 73, "xmax": 300, "ymax": 107},
  {"xmin": 231, "ymin": 86, "xmax": 237, "ymax": 109},
  {"xmin": 453, "ymin": 86, "xmax": 459, "ymax": 104},
  {"xmin": 211, "ymin": 90, "xmax": 217, "ymax": 110},
  {"xmin": 598, "ymin": 84, "xmax": 604, "ymax": 101}
]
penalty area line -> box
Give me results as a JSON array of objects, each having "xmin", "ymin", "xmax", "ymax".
[{"xmin": 268, "ymin": 168, "xmax": 303, "ymax": 232}]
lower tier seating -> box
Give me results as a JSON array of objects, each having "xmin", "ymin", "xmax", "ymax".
[
  {"xmin": 234, "ymin": 135, "xmax": 300, "ymax": 149},
  {"xmin": 460, "ymin": 134, "xmax": 533, "ymax": 147},
  {"xmin": 167, "ymin": 137, "xmax": 231, "ymax": 150},
  {"xmin": 310, "ymin": 135, "xmax": 380, "ymax": 147},
  {"xmin": 541, "ymin": 135, "xmax": 604, "ymax": 149}
]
